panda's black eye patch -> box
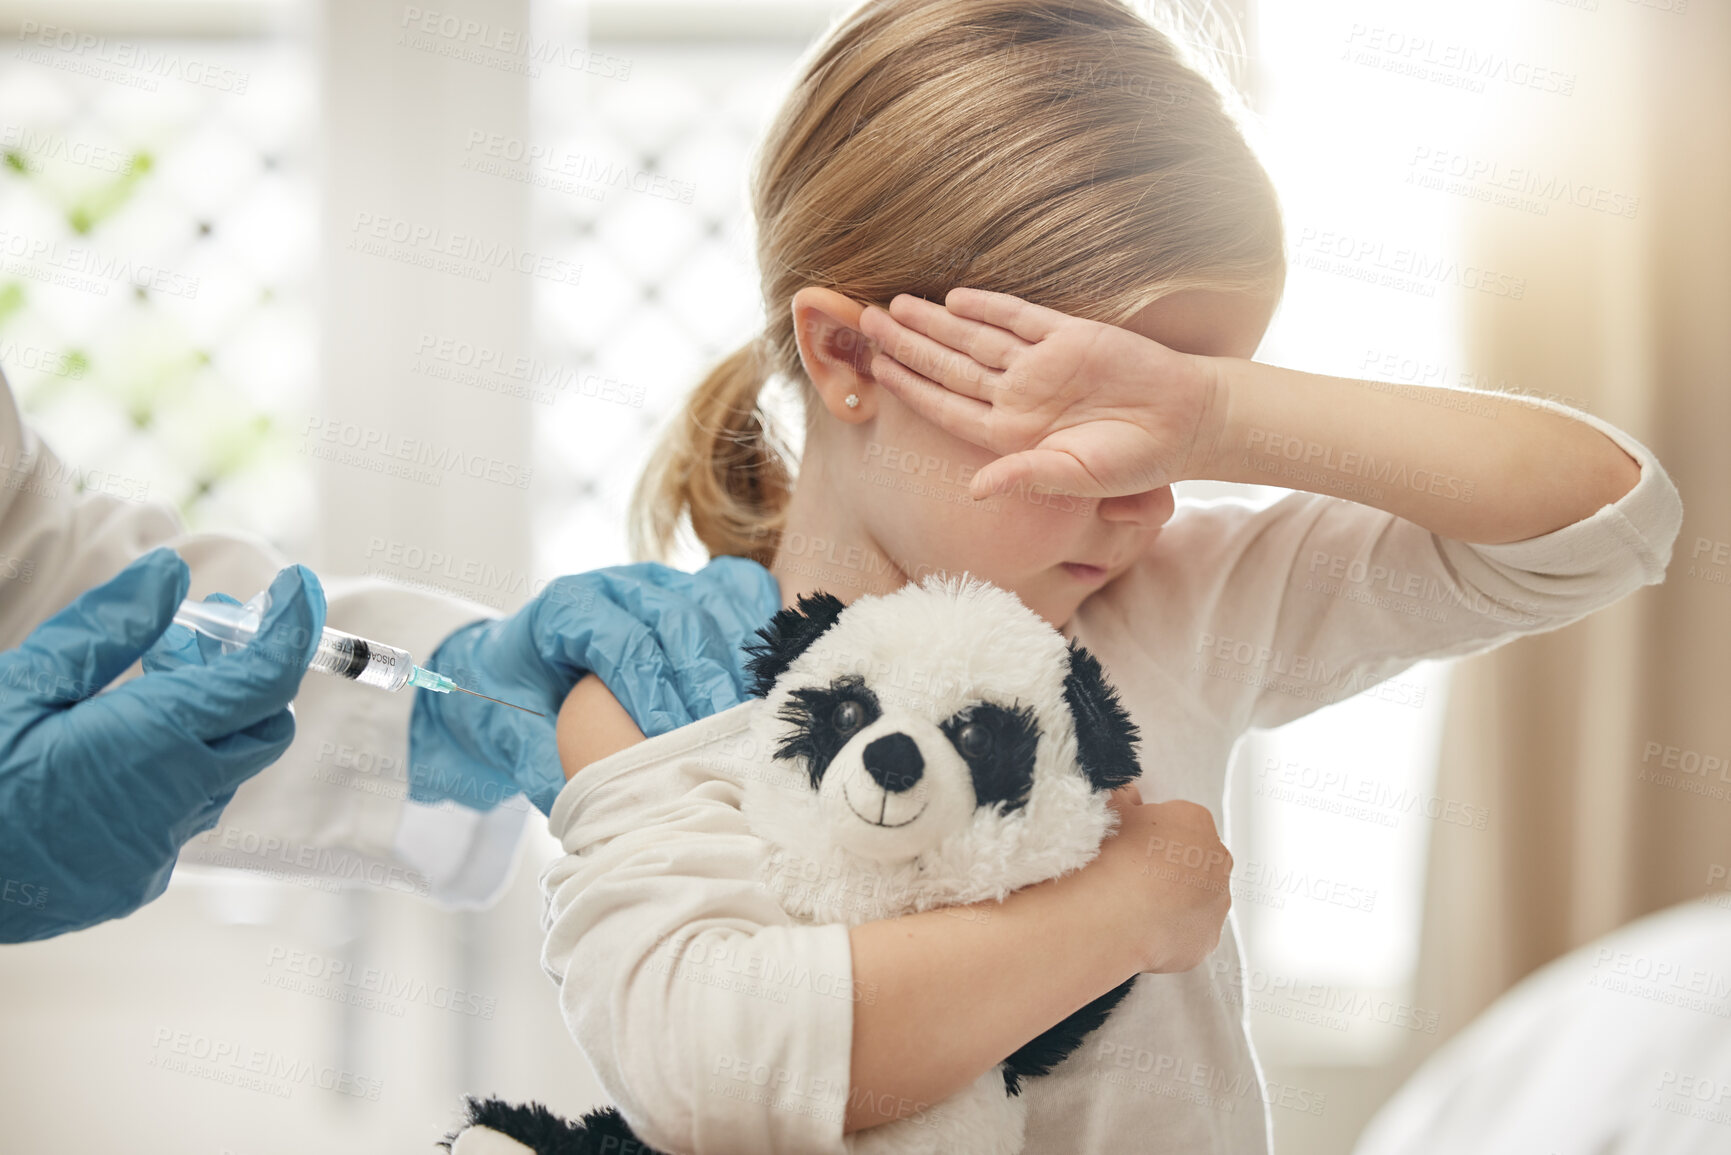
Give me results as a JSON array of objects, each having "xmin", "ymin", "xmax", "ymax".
[
  {"xmin": 941, "ymin": 701, "xmax": 1040, "ymax": 813},
  {"xmin": 773, "ymin": 674, "xmax": 882, "ymax": 789}
]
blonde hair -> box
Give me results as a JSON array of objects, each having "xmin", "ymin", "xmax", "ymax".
[{"xmin": 629, "ymin": 0, "xmax": 1285, "ymax": 568}]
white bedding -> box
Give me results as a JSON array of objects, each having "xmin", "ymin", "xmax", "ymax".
[{"xmin": 1356, "ymin": 900, "xmax": 1731, "ymax": 1154}]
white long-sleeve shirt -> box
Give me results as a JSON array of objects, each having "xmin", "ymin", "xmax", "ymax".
[
  {"xmin": 540, "ymin": 402, "xmax": 1684, "ymax": 1155},
  {"xmin": 0, "ymin": 367, "xmax": 527, "ymax": 906}
]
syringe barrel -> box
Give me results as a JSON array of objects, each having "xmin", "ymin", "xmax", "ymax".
[
  {"xmin": 307, "ymin": 628, "xmax": 413, "ymax": 691},
  {"xmin": 172, "ymin": 598, "xmax": 262, "ymax": 649},
  {"xmin": 173, "ymin": 595, "xmax": 416, "ymax": 692}
]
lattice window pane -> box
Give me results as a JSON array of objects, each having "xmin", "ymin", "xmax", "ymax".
[
  {"xmin": 529, "ymin": 40, "xmax": 808, "ymax": 575},
  {"xmin": 0, "ymin": 35, "xmax": 317, "ymax": 551}
]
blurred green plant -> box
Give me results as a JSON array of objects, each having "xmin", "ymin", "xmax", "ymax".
[
  {"xmin": 0, "ymin": 284, "xmax": 24, "ymax": 328},
  {"xmin": 68, "ymin": 152, "xmax": 154, "ymax": 235},
  {"xmin": 1, "ymin": 132, "xmax": 288, "ymax": 526}
]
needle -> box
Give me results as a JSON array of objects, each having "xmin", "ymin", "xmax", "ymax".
[{"xmin": 448, "ymin": 684, "xmax": 546, "ymax": 717}]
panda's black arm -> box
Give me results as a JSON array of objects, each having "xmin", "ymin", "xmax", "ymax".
[
  {"xmin": 438, "ymin": 1098, "xmax": 670, "ymax": 1155},
  {"xmin": 999, "ymin": 976, "xmax": 1139, "ymax": 1095}
]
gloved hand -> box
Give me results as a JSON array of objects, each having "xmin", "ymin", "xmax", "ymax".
[
  {"xmin": 0, "ymin": 548, "xmax": 325, "ymax": 943},
  {"xmin": 408, "ymin": 556, "xmax": 782, "ymax": 816}
]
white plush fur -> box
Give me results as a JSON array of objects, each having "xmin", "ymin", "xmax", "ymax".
[
  {"xmin": 449, "ymin": 1128, "xmax": 537, "ymax": 1155},
  {"xmin": 744, "ymin": 573, "xmax": 1118, "ymax": 927},
  {"xmin": 739, "ymin": 574, "xmax": 1123, "ymax": 1155}
]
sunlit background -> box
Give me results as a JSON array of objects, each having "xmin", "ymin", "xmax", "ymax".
[{"xmin": 0, "ymin": 0, "xmax": 1721, "ymax": 1152}]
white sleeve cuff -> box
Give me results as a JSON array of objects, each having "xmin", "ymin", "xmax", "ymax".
[{"xmin": 1471, "ymin": 399, "xmax": 1683, "ymax": 583}]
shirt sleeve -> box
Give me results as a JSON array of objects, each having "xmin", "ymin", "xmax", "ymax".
[
  {"xmin": 0, "ymin": 366, "xmax": 526, "ymax": 905},
  {"xmin": 540, "ymin": 707, "xmax": 855, "ymax": 1155},
  {"xmin": 1117, "ymin": 401, "xmax": 1683, "ymax": 732}
]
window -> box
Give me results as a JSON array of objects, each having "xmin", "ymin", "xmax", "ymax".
[{"xmin": 1, "ymin": 9, "xmax": 319, "ymax": 549}]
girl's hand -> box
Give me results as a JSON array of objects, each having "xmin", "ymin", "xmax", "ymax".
[
  {"xmin": 1086, "ymin": 785, "xmax": 1234, "ymax": 973},
  {"xmin": 859, "ymin": 288, "xmax": 1225, "ymax": 502}
]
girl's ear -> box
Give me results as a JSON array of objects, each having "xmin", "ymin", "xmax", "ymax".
[
  {"xmin": 791, "ymin": 287, "xmax": 879, "ymax": 422},
  {"xmin": 1062, "ymin": 640, "xmax": 1143, "ymax": 791},
  {"xmin": 743, "ymin": 590, "xmax": 849, "ymax": 698}
]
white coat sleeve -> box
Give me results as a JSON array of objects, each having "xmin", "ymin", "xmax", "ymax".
[
  {"xmin": 1127, "ymin": 400, "xmax": 1683, "ymax": 732},
  {"xmin": 541, "ymin": 706, "xmax": 856, "ymax": 1155},
  {"xmin": 0, "ymin": 365, "xmax": 528, "ymax": 905}
]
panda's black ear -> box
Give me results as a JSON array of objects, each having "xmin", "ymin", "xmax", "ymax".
[
  {"xmin": 742, "ymin": 590, "xmax": 849, "ymax": 698},
  {"xmin": 1062, "ymin": 640, "xmax": 1142, "ymax": 791}
]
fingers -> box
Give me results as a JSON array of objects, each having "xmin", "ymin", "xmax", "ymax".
[
  {"xmin": 402, "ymin": 678, "xmax": 539, "ymax": 812},
  {"xmin": 195, "ymin": 592, "xmax": 244, "ymax": 664},
  {"xmin": 141, "ymin": 622, "xmax": 202, "ymax": 675},
  {"xmin": 133, "ymin": 565, "xmax": 327, "ymax": 743},
  {"xmin": 531, "ymin": 561, "xmax": 784, "ymax": 742},
  {"xmin": 620, "ymin": 561, "xmax": 780, "ymax": 653},
  {"xmin": 865, "ymin": 297, "xmax": 1021, "ymax": 392},
  {"xmin": 692, "ymin": 556, "xmax": 785, "ymax": 639},
  {"xmin": 944, "ymin": 287, "xmax": 1069, "ymax": 343},
  {"xmin": 970, "ymin": 447, "xmax": 1107, "ymax": 502},
  {"xmin": 163, "ymin": 709, "xmax": 297, "ymax": 819},
  {"xmin": 861, "ymin": 304, "xmax": 1005, "ymax": 405},
  {"xmin": 529, "ymin": 573, "xmax": 698, "ymax": 735},
  {"xmin": 220, "ymin": 563, "xmax": 326, "ymax": 695},
  {"xmin": 867, "ymin": 350, "xmax": 998, "ymax": 449},
  {"xmin": 887, "ymin": 293, "xmax": 1029, "ymax": 371},
  {"xmin": 8, "ymin": 547, "xmax": 190, "ymax": 710},
  {"xmin": 517, "ymin": 727, "xmax": 564, "ymax": 816},
  {"xmin": 604, "ymin": 621, "xmax": 708, "ymax": 734},
  {"xmin": 142, "ymin": 591, "xmax": 246, "ymax": 675},
  {"xmin": 203, "ymin": 708, "xmax": 297, "ymax": 782}
]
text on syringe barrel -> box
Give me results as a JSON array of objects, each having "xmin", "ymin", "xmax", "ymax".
[{"xmin": 307, "ymin": 628, "xmax": 414, "ymax": 692}]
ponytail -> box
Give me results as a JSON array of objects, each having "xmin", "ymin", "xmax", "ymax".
[{"xmin": 628, "ymin": 337, "xmax": 794, "ymax": 568}]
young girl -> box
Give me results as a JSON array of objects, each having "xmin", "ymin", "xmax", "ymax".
[{"xmin": 541, "ymin": 1, "xmax": 1682, "ymax": 1151}]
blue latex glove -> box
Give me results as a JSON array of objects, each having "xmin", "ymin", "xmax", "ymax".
[
  {"xmin": 408, "ymin": 556, "xmax": 782, "ymax": 816},
  {"xmin": 0, "ymin": 548, "xmax": 325, "ymax": 942}
]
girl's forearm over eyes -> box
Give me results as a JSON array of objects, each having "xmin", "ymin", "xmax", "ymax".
[
  {"xmin": 843, "ymin": 869, "xmax": 1141, "ymax": 1134},
  {"xmin": 1199, "ymin": 358, "xmax": 1643, "ymax": 544}
]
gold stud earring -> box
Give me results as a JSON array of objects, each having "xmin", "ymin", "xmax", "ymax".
[{"xmin": 844, "ymin": 393, "xmax": 860, "ymax": 409}]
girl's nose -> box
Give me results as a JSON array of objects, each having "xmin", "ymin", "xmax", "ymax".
[{"xmin": 1096, "ymin": 486, "xmax": 1175, "ymax": 529}]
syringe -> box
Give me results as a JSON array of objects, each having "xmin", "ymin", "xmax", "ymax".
[{"xmin": 172, "ymin": 591, "xmax": 543, "ymax": 715}]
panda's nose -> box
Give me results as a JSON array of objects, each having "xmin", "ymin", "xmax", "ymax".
[{"xmin": 862, "ymin": 732, "xmax": 924, "ymax": 793}]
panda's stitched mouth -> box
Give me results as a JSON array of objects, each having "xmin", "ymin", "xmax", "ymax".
[{"xmin": 842, "ymin": 776, "xmax": 927, "ymax": 828}]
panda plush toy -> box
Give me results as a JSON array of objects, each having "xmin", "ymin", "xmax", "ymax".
[{"xmin": 442, "ymin": 574, "xmax": 1144, "ymax": 1155}]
